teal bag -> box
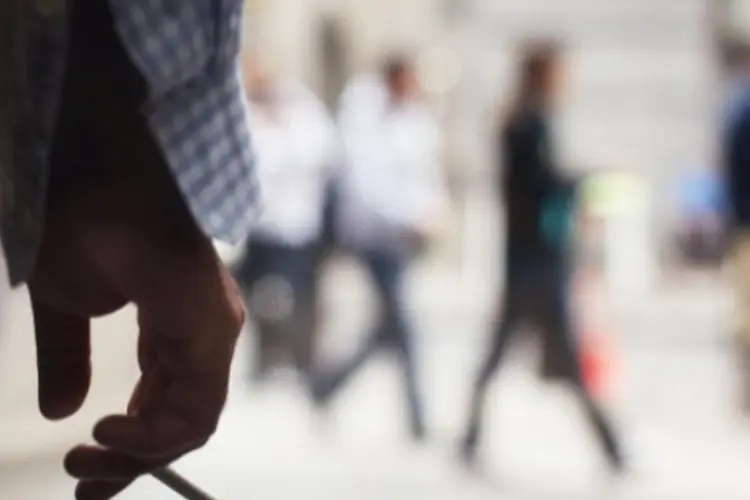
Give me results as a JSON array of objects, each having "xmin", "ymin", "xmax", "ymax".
[{"xmin": 541, "ymin": 190, "xmax": 577, "ymax": 247}]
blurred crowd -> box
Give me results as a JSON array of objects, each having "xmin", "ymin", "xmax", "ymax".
[
  {"xmin": 11, "ymin": 2, "xmax": 750, "ymax": 499},
  {"xmin": 219, "ymin": 40, "xmax": 645, "ymax": 472},
  {"xmin": 8, "ymin": 2, "xmax": 750, "ymax": 499},
  {"xmin": 199, "ymin": 18, "xmax": 750, "ymax": 480},
  {"xmin": 230, "ymin": 52, "xmax": 450, "ymax": 442}
]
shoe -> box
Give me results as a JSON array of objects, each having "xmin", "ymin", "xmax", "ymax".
[
  {"xmin": 410, "ymin": 421, "xmax": 427, "ymax": 443},
  {"xmin": 459, "ymin": 426, "xmax": 480, "ymax": 466},
  {"xmin": 607, "ymin": 451, "xmax": 628, "ymax": 476},
  {"xmin": 309, "ymin": 376, "xmax": 332, "ymax": 410},
  {"xmin": 249, "ymin": 368, "xmax": 270, "ymax": 387}
]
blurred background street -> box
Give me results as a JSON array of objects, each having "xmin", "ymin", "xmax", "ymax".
[{"xmin": 5, "ymin": 0, "xmax": 750, "ymax": 498}]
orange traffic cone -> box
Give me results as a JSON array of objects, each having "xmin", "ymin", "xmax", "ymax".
[
  {"xmin": 580, "ymin": 329, "xmax": 612, "ymax": 401},
  {"xmin": 575, "ymin": 271, "xmax": 621, "ymax": 404}
]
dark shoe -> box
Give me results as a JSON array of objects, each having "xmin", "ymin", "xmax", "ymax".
[
  {"xmin": 249, "ymin": 365, "xmax": 271, "ymax": 387},
  {"xmin": 309, "ymin": 375, "xmax": 333, "ymax": 410},
  {"xmin": 459, "ymin": 426, "xmax": 480, "ymax": 466},
  {"xmin": 410, "ymin": 421, "xmax": 427, "ymax": 443},
  {"xmin": 606, "ymin": 447, "xmax": 628, "ymax": 475},
  {"xmin": 601, "ymin": 432, "xmax": 626, "ymax": 474}
]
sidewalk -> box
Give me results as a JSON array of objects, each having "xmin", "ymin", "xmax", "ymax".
[
  {"xmin": 0, "ymin": 261, "xmax": 731, "ymax": 465},
  {"xmin": 5, "ymin": 371, "xmax": 750, "ymax": 500},
  {"xmin": 0, "ymin": 289, "xmax": 139, "ymax": 465}
]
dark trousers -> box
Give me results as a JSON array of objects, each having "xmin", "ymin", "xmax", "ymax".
[
  {"xmin": 28, "ymin": 0, "xmax": 243, "ymax": 410},
  {"xmin": 235, "ymin": 240, "xmax": 315, "ymax": 380},
  {"xmin": 306, "ymin": 241, "xmax": 336, "ymax": 378},
  {"xmin": 316, "ymin": 249, "xmax": 425, "ymax": 437},
  {"xmin": 463, "ymin": 252, "xmax": 622, "ymax": 466}
]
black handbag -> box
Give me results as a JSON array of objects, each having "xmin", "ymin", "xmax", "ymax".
[{"xmin": 539, "ymin": 335, "xmax": 572, "ymax": 382}]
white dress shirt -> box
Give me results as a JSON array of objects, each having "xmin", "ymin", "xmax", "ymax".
[
  {"xmin": 250, "ymin": 82, "xmax": 337, "ymax": 247},
  {"xmin": 337, "ymin": 74, "xmax": 446, "ymax": 253}
]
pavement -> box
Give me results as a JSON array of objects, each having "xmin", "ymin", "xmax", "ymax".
[
  {"xmin": 0, "ymin": 264, "xmax": 746, "ymax": 499},
  {"xmin": 2, "ymin": 321, "xmax": 750, "ymax": 500}
]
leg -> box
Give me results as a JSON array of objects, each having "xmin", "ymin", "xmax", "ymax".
[
  {"xmin": 366, "ymin": 251, "xmax": 426, "ymax": 440},
  {"xmin": 573, "ymin": 383, "xmax": 624, "ymax": 470},
  {"xmin": 538, "ymin": 264, "xmax": 624, "ymax": 471},
  {"xmin": 231, "ymin": 240, "xmax": 270, "ymax": 383},
  {"xmin": 250, "ymin": 244, "xmax": 316, "ymax": 379},
  {"xmin": 303, "ymin": 246, "xmax": 327, "ymax": 385},
  {"xmin": 313, "ymin": 327, "xmax": 381, "ymax": 404},
  {"xmin": 545, "ymin": 324, "xmax": 624, "ymax": 470},
  {"xmin": 461, "ymin": 297, "xmax": 518, "ymax": 461},
  {"xmin": 394, "ymin": 322, "xmax": 426, "ymax": 440},
  {"xmin": 312, "ymin": 251, "xmax": 392, "ymax": 404},
  {"xmin": 243, "ymin": 243, "xmax": 288, "ymax": 382},
  {"xmin": 283, "ymin": 246, "xmax": 317, "ymax": 379}
]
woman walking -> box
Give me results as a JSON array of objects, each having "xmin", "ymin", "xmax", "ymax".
[{"xmin": 460, "ymin": 41, "xmax": 625, "ymax": 471}]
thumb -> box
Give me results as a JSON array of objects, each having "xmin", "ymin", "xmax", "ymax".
[{"xmin": 30, "ymin": 295, "xmax": 92, "ymax": 421}]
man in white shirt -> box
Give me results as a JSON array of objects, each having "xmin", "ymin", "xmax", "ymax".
[
  {"xmin": 313, "ymin": 55, "xmax": 447, "ymax": 441},
  {"xmin": 235, "ymin": 58, "xmax": 337, "ymax": 383}
]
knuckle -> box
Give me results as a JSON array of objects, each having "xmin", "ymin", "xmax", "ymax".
[
  {"xmin": 231, "ymin": 300, "xmax": 246, "ymax": 334},
  {"xmin": 189, "ymin": 423, "xmax": 215, "ymax": 451},
  {"xmin": 195, "ymin": 433, "xmax": 212, "ymax": 450},
  {"xmin": 202, "ymin": 416, "xmax": 220, "ymax": 439},
  {"xmin": 221, "ymin": 297, "xmax": 245, "ymax": 344}
]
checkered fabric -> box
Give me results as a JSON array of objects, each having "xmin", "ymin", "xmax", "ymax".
[{"xmin": 109, "ymin": 0, "xmax": 257, "ymax": 243}]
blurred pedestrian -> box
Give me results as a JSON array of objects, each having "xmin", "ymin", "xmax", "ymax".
[
  {"xmin": 459, "ymin": 40, "xmax": 624, "ymax": 470},
  {"xmin": 305, "ymin": 171, "xmax": 344, "ymax": 379},
  {"xmin": 234, "ymin": 56, "xmax": 338, "ymax": 385},
  {"xmin": 723, "ymin": 38, "xmax": 750, "ymax": 414},
  {"xmin": 676, "ymin": 170, "xmax": 727, "ymax": 265},
  {"xmin": 4, "ymin": 0, "xmax": 254, "ymax": 499},
  {"xmin": 312, "ymin": 55, "xmax": 448, "ymax": 441}
]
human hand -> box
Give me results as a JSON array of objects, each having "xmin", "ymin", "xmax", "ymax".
[{"xmin": 30, "ymin": 268, "xmax": 243, "ymax": 500}]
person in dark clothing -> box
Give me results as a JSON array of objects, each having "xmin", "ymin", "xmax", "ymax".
[
  {"xmin": 460, "ymin": 40, "xmax": 624, "ymax": 470},
  {"xmin": 723, "ymin": 40, "xmax": 750, "ymax": 414}
]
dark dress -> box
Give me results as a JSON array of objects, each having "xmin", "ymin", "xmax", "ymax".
[
  {"xmin": 502, "ymin": 106, "xmax": 577, "ymax": 379},
  {"xmin": 461, "ymin": 105, "xmax": 623, "ymax": 469}
]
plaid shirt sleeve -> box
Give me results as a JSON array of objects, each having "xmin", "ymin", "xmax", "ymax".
[{"xmin": 108, "ymin": 0, "xmax": 258, "ymax": 244}]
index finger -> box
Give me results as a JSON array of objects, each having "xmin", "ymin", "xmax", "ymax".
[{"xmin": 93, "ymin": 370, "xmax": 229, "ymax": 459}]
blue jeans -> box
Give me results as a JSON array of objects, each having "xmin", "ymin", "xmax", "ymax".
[
  {"xmin": 235, "ymin": 240, "xmax": 315, "ymax": 379},
  {"xmin": 316, "ymin": 249, "xmax": 425, "ymax": 437}
]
